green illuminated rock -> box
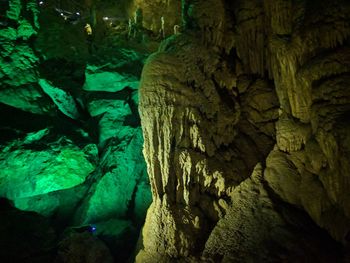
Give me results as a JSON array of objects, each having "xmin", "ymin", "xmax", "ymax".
[
  {"xmin": 0, "ymin": 0, "xmax": 54, "ymax": 115},
  {"xmin": 0, "ymin": 43, "xmax": 38, "ymax": 86},
  {"xmin": 13, "ymin": 188, "xmax": 82, "ymax": 218},
  {"xmin": 0, "ymin": 135, "xmax": 96, "ymax": 199},
  {"xmin": 23, "ymin": 127, "xmax": 50, "ymax": 143},
  {"xmin": 6, "ymin": 0, "xmax": 22, "ymax": 20},
  {"xmin": 0, "ymin": 1, "xmax": 152, "ymax": 261},
  {"xmin": 17, "ymin": 19, "xmax": 37, "ymax": 40},
  {"xmin": 84, "ymin": 67, "xmax": 140, "ymax": 92},
  {"xmin": 0, "ymin": 28, "xmax": 17, "ymax": 41},
  {"xmin": 39, "ymin": 79, "xmax": 80, "ymax": 120},
  {"xmin": 0, "ymin": 84, "xmax": 53, "ymax": 114},
  {"xmin": 89, "ymin": 99, "xmax": 134, "ymax": 145},
  {"xmin": 75, "ymin": 128, "xmax": 150, "ymax": 224}
]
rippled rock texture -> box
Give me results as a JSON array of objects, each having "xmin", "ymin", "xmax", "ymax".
[{"xmin": 137, "ymin": 0, "xmax": 350, "ymax": 261}]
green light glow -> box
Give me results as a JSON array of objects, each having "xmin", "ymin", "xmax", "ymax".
[
  {"xmin": 0, "ymin": 3, "xmax": 152, "ymax": 258},
  {"xmin": 0, "ymin": 144, "xmax": 95, "ymax": 199},
  {"xmin": 79, "ymin": 128, "xmax": 150, "ymax": 224},
  {"xmin": 84, "ymin": 66, "xmax": 139, "ymax": 92}
]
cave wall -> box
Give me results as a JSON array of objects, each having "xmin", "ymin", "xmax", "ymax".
[
  {"xmin": 1, "ymin": 0, "xmax": 350, "ymax": 261},
  {"xmin": 0, "ymin": 0, "xmax": 153, "ymax": 261},
  {"xmin": 137, "ymin": 0, "xmax": 350, "ymax": 261}
]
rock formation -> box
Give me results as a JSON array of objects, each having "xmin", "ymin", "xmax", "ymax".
[
  {"xmin": 136, "ymin": 0, "xmax": 350, "ymax": 261},
  {"xmin": 0, "ymin": 0, "xmax": 152, "ymax": 261},
  {"xmin": 1, "ymin": 0, "xmax": 350, "ymax": 262}
]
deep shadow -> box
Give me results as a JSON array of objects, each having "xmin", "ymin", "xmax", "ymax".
[{"xmin": 0, "ymin": 198, "xmax": 57, "ymax": 263}]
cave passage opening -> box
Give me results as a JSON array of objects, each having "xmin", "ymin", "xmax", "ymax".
[{"xmin": 0, "ymin": 0, "xmax": 180, "ymax": 262}]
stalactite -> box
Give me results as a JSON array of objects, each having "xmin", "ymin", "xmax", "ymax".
[
  {"xmin": 264, "ymin": 0, "xmax": 292, "ymax": 36},
  {"xmin": 235, "ymin": 0, "xmax": 266, "ymax": 76},
  {"xmin": 137, "ymin": 0, "xmax": 350, "ymax": 261}
]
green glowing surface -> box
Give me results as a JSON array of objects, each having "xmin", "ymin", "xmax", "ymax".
[
  {"xmin": 39, "ymin": 79, "xmax": 79, "ymax": 119},
  {"xmin": 84, "ymin": 65, "xmax": 139, "ymax": 92},
  {"xmin": 89, "ymin": 99, "xmax": 134, "ymax": 145},
  {"xmin": 0, "ymin": 143, "xmax": 95, "ymax": 199},
  {"xmin": 6, "ymin": 0, "xmax": 22, "ymax": 20},
  {"xmin": 0, "ymin": 0, "xmax": 152, "ymax": 230},
  {"xmin": 0, "ymin": 0, "xmax": 45, "ymax": 113},
  {"xmin": 80, "ymin": 128, "xmax": 150, "ymax": 224},
  {"xmin": 17, "ymin": 19, "xmax": 36, "ymax": 40}
]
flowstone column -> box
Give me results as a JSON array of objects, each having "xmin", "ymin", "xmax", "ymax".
[{"xmin": 136, "ymin": 1, "xmax": 244, "ymax": 261}]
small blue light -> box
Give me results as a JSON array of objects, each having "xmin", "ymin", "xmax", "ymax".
[{"xmin": 91, "ymin": 226, "xmax": 96, "ymax": 232}]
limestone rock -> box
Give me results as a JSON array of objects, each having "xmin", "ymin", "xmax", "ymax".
[
  {"xmin": 276, "ymin": 113, "xmax": 312, "ymax": 152},
  {"xmin": 56, "ymin": 232, "xmax": 114, "ymax": 263},
  {"xmin": 0, "ymin": 136, "xmax": 95, "ymax": 200},
  {"xmin": 1, "ymin": 0, "xmax": 350, "ymax": 261},
  {"xmin": 87, "ymin": 98, "xmax": 134, "ymax": 146},
  {"xmin": 204, "ymin": 164, "xmax": 342, "ymax": 262},
  {"xmin": 83, "ymin": 65, "xmax": 140, "ymax": 92},
  {"xmin": 137, "ymin": 0, "xmax": 350, "ymax": 261},
  {"xmin": 0, "ymin": 1, "xmax": 152, "ymax": 262},
  {"xmin": 39, "ymin": 79, "xmax": 80, "ymax": 120},
  {"xmin": 74, "ymin": 128, "xmax": 149, "ymax": 225},
  {"xmin": 137, "ymin": 32, "xmax": 277, "ymax": 260},
  {"xmin": 0, "ymin": 0, "xmax": 53, "ymax": 115}
]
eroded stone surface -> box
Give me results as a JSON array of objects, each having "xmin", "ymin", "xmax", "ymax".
[
  {"xmin": 0, "ymin": 134, "xmax": 95, "ymax": 199},
  {"xmin": 1, "ymin": 0, "xmax": 350, "ymax": 262},
  {"xmin": 204, "ymin": 164, "xmax": 342, "ymax": 263},
  {"xmin": 137, "ymin": 0, "xmax": 350, "ymax": 261}
]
